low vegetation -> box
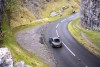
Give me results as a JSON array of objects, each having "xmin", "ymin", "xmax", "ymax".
[
  {"xmin": 11, "ymin": 0, "xmax": 80, "ymax": 27},
  {"xmin": 68, "ymin": 18, "xmax": 100, "ymax": 57},
  {"xmin": 2, "ymin": 9, "xmax": 48, "ymax": 67},
  {"xmin": 1, "ymin": 0, "xmax": 80, "ymax": 67}
]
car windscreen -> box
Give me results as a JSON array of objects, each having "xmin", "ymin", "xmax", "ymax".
[{"xmin": 54, "ymin": 39, "xmax": 60, "ymax": 42}]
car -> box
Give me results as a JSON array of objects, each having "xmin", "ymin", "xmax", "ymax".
[{"xmin": 49, "ymin": 37, "xmax": 62, "ymax": 48}]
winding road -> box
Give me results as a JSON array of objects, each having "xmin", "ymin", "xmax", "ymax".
[{"xmin": 44, "ymin": 13, "xmax": 100, "ymax": 67}]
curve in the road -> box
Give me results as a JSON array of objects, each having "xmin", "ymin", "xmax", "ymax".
[{"xmin": 44, "ymin": 13, "xmax": 100, "ymax": 67}]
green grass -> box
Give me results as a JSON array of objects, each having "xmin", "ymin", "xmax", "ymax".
[
  {"xmin": 1, "ymin": 13, "xmax": 49, "ymax": 67},
  {"xmin": 13, "ymin": 21, "xmax": 47, "ymax": 33},
  {"xmin": 68, "ymin": 18, "xmax": 100, "ymax": 57}
]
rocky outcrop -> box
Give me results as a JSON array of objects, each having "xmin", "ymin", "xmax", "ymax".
[
  {"xmin": 0, "ymin": 48, "xmax": 13, "ymax": 67},
  {"xmin": 50, "ymin": 6, "xmax": 69, "ymax": 17},
  {"xmin": 0, "ymin": 48, "xmax": 32, "ymax": 67},
  {"xmin": 50, "ymin": 11, "xmax": 59, "ymax": 17},
  {"xmin": 80, "ymin": 0, "xmax": 100, "ymax": 31},
  {"xmin": 23, "ymin": 0, "xmax": 60, "ymax": 19},
  {"xmin": 14, "ymin": 61, "xmax": 32, "ymax": 67},
  {"xmin": 23, "ymin": 0, "xmax": 52, "ymax": 19}
]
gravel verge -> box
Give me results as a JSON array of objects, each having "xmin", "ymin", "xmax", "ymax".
[{"xmin": 15, "ymin": 24, "xmax": 57, "ymax": 67}]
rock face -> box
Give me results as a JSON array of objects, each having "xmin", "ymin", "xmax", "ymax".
[
  {"xmin": 23, "ymin": 0, "xmax": 53, "ymax": 19},
  {"xmin": 0, "ymin": 0, "xmax": 7, "ymax": 33},
  {"xmin": 80, "ymin": 0, "xmax": 100, "ymax": 31},
  {"xmin": 0, "ymin": 48, "xmax": 32, "ymax": 67},
  {"xmin": 0, "ymin": 48, "xmax": 13, "ymax": 67},
  {"xmin": 23, "ymin": 0, "xmax": 59, "ymax": 19},
  {"xmin": 23, "ymin": 0, "xmax": 44, "ymax": 19}
]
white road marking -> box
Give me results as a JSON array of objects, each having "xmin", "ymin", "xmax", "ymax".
[
  {"xmin": 56, "ymin": 23, "xmax": 59, "ymax": 28},
  {"xmin": 61, "ymin": 19, "xmax": 65, "ymax": 22},
  {"xmin": 56, "ymin": 30, "xmax": 59, "ymax": 37},
  {"xmin": 61, "ymin": 19, "xmax": 67, "ymax": 22},
  {"xmin": 62, "ymin": 42, "xmax": 76, "ymax": 56},
  {"xmin": 61, "ymin": 21, "xmax": 63, "ymax": 22},
  {"xmin": 56, "ymin": 18, "xmax": 75, "ymax": 56}
]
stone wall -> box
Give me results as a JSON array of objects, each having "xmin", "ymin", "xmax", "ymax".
[{"xmin": 80, "ymin": 0, "xmax": 100, "ymax": 31}]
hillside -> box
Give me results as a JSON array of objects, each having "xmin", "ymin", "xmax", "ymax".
[{"xmin": 11, "ymin": 0, "xmax": 80, "ymax": 28}]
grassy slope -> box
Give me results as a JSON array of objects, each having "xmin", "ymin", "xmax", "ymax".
[
  {"xmin": 2, "ymin": 0, "xmax": 48, "ymax": 67},
  {"xmin": 10, "ymin": 5, "xmax": 36, "ymax": 28},
  {"xmin": 41, "ymin": 0, "xmax": 80, "ymax": 21},
  {"xmin": 68, "ymin": 18, "xmax": 100, "ymax": 57},
  {"xmin": 11, "ymin": 0, "xmax": 80, "ymax": 28},
  {"xmin": 1, "ymin": 0, "xmax": 80, "ymax": 67},
  {"xmin": 2, "ymin": 13, "xmax": 48, "ymax": 67}
]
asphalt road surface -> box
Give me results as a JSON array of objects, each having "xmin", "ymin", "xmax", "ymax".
[{"xmin": 44, "ymin": 13, "xmax": 100, "ymax": 67}]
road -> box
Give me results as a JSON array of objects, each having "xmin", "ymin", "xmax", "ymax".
[{"xmin": 43, "ymin": 13, "xmax": 100, "ymax": 67}]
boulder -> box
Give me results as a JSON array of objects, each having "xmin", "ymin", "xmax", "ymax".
[
  {"xmin": 50, "ymin": 6, "xmax": 69, "ymax": 17},
  {"xmin": 14, "ymin": 61, "xmax": 32, "ymax": 67},
  {"xmin": 50, "ymin": 11, "xmax": 59, "ymax": 17},
  {"xmin": 0, "ymin": 48, "xmax": 13, "ymax": 67}
]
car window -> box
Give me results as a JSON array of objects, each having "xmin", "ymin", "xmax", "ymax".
[{"xmin": 54, "ymin": 39, "xmax": 60, "ymax": 42}]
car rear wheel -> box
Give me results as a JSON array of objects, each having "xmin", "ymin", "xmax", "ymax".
[{"xmin": 51, "ymin": 44, "xmax": 55, "ymax": 47}]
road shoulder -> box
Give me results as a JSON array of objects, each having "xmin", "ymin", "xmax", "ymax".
[{"xmin": 15, "ymin": 24, "xmax": 57, "ymax": 67}]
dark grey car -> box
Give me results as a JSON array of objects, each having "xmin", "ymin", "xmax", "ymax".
[{"xmin": 49, "ymin": 37, "xmax": 62, "ymax": 48}]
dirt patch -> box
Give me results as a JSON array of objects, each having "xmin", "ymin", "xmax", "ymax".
[{"xmin": 15, "ymin": 24, "xmax": 57, "ymax": 67}]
